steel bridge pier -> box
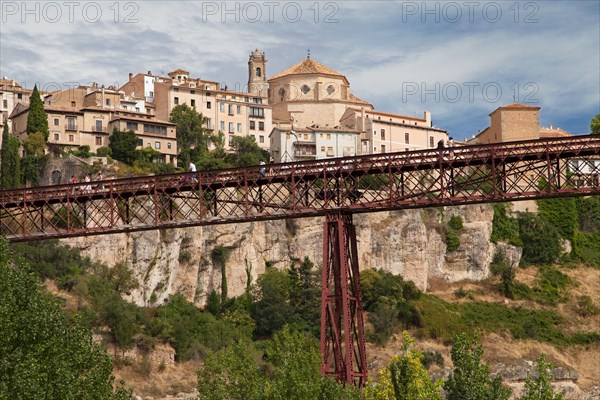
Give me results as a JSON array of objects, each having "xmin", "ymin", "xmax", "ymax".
[{"xmin": 321, "ymin": 212, "xmax": 368, "ymax": 387}]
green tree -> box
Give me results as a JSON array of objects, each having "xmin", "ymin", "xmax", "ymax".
[
  {"xmin": 287, "ymin": 257, "xmax": 321, "ymax": 336},
  {"xmin": 0, "ymin": 124, "xmax": 20, "ymax": 189},
  {"xmin": 444, "ymin": 333, "xmax": 511, "ymax": 400},
  {"xmin": 264, "ymin": 326, "xmax": 359, "ymax": 400},
  {"xmin": 0, "ymin": 239, "xmax": 131, "ymax": 400},
  {"xmin": 197, "ymin": 339, "xmax": 264, "ymax": 400},
  {"xmin": 520, "ymin": 355, "xmax": 564, "ymax": 400},
  {"xmin": 169, "ymin": 104, "xmax": 210, "ymax": 168},
  {"xmin": 591, "ymin": 114, "xmax": 600, "ymax": 135},
  {"xmin": 251, "ymin": 266, "xmax": 294, "ymax": 337},
  {"xmin": 537, "ymin": 198, "xmax": 578, "ymax": 240},
  {"xmin": 518, "ymin": 213, "xmax": 561, "ymax": 265},
  {"xmin": 226, "ymin": 135, "xmax": 268, "ymax": 167},
  {"xmin": 388, "ymin": 333, "xmax": 443, "ymax": 400},
  {"xmin": 109, "ymin": 128, "xmax": 138, "ymax": 164},
  {"xmin": 26, "ymin": 85, "xmax": 49, "ymax": 140},
  {"xmin": 490, "ymin": 251, "xmax": 515, "ymax": 299}
]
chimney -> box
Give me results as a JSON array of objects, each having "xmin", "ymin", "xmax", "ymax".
[{"xmin": 129, "ymin": 72, "xmax": 133, "ymax": 80}]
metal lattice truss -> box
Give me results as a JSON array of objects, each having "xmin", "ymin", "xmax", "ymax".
[{"xmin": 1, "ymin": 135, "xmax": 600, "ymax": 242}]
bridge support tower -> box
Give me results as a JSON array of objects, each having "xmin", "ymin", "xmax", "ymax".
[{"xmin": 320, "ymin": 212, "xmax": 368, "ymax": 388}]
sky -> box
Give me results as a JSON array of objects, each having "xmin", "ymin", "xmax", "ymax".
[{"xmin": 1, "ymin": 0, "xmax": 599, "ymax": 141}]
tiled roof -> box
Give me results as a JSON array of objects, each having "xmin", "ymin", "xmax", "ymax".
[
  {"xmin": 168, "ymin": 69, "xmax": 190, "ymax": 76},
  {"xmin": 539, "ymin": 127, "xmax": 572, "ymax": 138},
  {"xmin": 269, "ymin": 58, "xmax": 347, "ymax": 80},
  {"xmin": 348, "ymin": 93, "xmax": 372, "ymax": 106}
]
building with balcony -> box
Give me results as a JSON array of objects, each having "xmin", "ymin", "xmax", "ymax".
[
  {"xmin": 269, "ymin": 125, "xmax": 360, "ymax": 162},
  {"xmin": 340, "ymin": 108, "xmax": 448, "ymax": 154},
  {"xmin": 120, "ymin": 51, "xmax": 273, "ymax": 152},
  {"xmin": 10, "ymin": 84, "xmax": 177, "ymax": 164},
  {"xmin": 267, "ymin": 56, "xmax": 447, "ymax": 156}
]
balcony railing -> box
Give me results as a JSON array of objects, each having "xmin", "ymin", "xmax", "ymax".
[
  {"xmin": 93, "ymin": 127, "xmax": 107, "ymax": 133},
  {"xmin": 65, "ymin": 125, "xmax": 78, "ymax": 131}
]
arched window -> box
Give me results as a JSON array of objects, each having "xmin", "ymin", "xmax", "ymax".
[
  {"xmin": 256, "ymin": 67, "xmax": 261, "ymax": 77},
  {"xmin": 301, "ymin": 85, "xmax": 310, "ymax": 94},
  {"xmin": 326, "ymin": 85, "xmax": 335, "ymax": 95},
  {"xmin": 278, "ymin": 88, "xmax": 286, "ymax": 101}
]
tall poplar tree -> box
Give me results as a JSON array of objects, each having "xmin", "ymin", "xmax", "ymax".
[
  {"xmin": 0, "ymin": 124, "xmax": 20, "ymax": 189},
  {"xmin": 26, "ymin": 85, "xmax": 49, "ymax": 141}
]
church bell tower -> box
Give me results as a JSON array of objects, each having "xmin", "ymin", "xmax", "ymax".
[{"xmin": 248, "ymin": 49, "xmax": 269, "ymax": 96}]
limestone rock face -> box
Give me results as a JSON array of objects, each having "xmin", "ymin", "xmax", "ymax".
[{"xmin": 62, "ymin": 204, "xmax": 521, "ymax": 306}]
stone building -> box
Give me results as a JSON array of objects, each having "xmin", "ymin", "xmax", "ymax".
[
  {"xmin": 120, "ymin": 51, "xmax": 273, "ymax": 152},
  {"xmin": 267, "ymin": 56, "xmax": 447, "ymax": 159},
  {"xmin": 10, "ymin": 84, "xmax": 178, "ymax": 165}
]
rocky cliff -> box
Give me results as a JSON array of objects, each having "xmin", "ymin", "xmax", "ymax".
[{"xmin": 63, "ymin": 204, "xmax": 521, "ymax": 307}]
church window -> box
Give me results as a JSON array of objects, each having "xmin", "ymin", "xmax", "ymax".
[
  {"xmin": 256, "ymin": 67, "xmax": 262, "ymax": 77},
  {"xmin": 326, "ymin": 85, "xmax": 335, "ymax": 95},
  {"xmin": 301, "ymin": 85, "xmax": 310, "ymax": 94}
]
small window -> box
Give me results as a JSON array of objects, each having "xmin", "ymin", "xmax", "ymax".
[
  {"xmin": 207, "ymin": 101, "xmax": 212, "ymax": 109},
  {"xmin": 320, "ymin": 133, "xmax": 323, "ymax": 138},
  {"xmin": 136, "ymin": 107, "xmax": 141, "ymax": 112},
  {"xmin": 326, "ymin": 134, "xmax": 331, "ymax": 140},
  {"xmin": 303, "ymin": 133, "xmax": 308, "ymax": 139},
  {"xmin": 137, "ymin": 138, "xmax": 143, "ymax": 146},
  {"xmin": 301, "ymin": 85, "xmax": 310, "ymax": 94},
  {"xmin": 95, "ymin": 120, "xmax": 103, "ymax": 132},
  {"xmin": 250, "ymin": 121, "xmax": 256, "ymax": 130},
  {"xmin": 237, "ymin": 123, "xmax": 242, "ymax": 133},
  {"xmin": 405, "ymin": 132, "xmax": 410, "ymax": 144},
  {"xmin": 71, "ymin": 101, "xmax": 76, "ymax": 107},
  {"xmin": 106, "ymin": 99, "xmax": 111, "ymax": 106},
  {"xmin": 190, "ymin": 90, "xmax": 195, "ymax": 94},
  {"xmin": 381, "ymin": 145, "xmax": 386, "ymax": 153},
  {"xmin": 321, "ymin": 146, "xmax": 325, "ymax": 152},
  {"xmin": 174, "ymin": 97, "xmax": 179, "ymax": 105},
  {"xmin": 149, "ymin": 91, "xmax": 154, "ymax": 97},
  {"xmin": 155, "ymin": 142, "xmax": 161, "ymax": 149},
  {"xmin": 228, "ymin": 122, "xmax": 234, "ymax": 132},
  {"xmin": 228, "ymin": 104, "xmax": 234, "ymax": 115},
  {"xmin": 2, "ymin": 100, "xmax": 7, "ymax": 108},
  {"xmin": 381, "ymin": 129, "xmax": 385, "ymax": 140},
  {"xmin": 147, "ymin": 143, "xmax": 151, "ymax": 147},
  {"xmin": 191, "ymin": 99, "xmax": 196, "ymax": 107},
  {"xmin": 53, "ymin": 133, "xmax": 59, "ymax": 141},
  {"xmin": 167, "ymin": 142, "xmax": 172, "ymax": 149},
  {"xmin": 95, "ymin": 136, "xmax": 102, "ymax": 146},
  {"xmin": 429, "ymin": 137, "xmax": 434, "ymax": 148},
  {"xmin": 256, "ymin": 67, "xmax": 262, "ymax": 77},
  {"xmin": 17, "ymin": 93, "xmax": 23, "ymax": 99},
  {"xmin": 259, "ymin": 121, "xmax": 264, "ymax": 131},
  {"xmin": 220, "ymin": 121, "xmax": 225, "ymax": 131},
  {"xmin": 326, "ymin": 85, "xmax": 335, "ymax": 95},
  {"xmin": 237, "ymin": 105, "xmax": 241, "ymax": 114},
  {"xmin": 259, "ymin": 135, "xmax": 264, "ymax": 143},
  {"xmin": 278, "ymin": 88, "xmax": 285, "ymax": 101},
  {"xmin": 69, "ymin": 134, "xmax": 74, "ymax": 142},
  {"xmin": 53, "ymin": 118, "xmax": 59, "ymax": 126},
  {"xmin": 220, "ymin": 103, "xmax": 225, "ymax": 112}
]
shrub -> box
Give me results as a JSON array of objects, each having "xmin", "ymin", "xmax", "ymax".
[
  {"xmin": 573, "ymin": 295, "xmax": 599, "ymax": 317},
  {"xmin": 448, "ymin": 215, "xmax": 464, "ymax": 231},
  {"xmin": 178, "ymin": 250, "xmax": 192, "ymax": 264},
  {"xmin": 491, "ymin": 203, "xmax": 522, "ymax": 246},
  {"xmin": 537, "ymin": 197, "xmax": 578, "ymax": 240},
  {"xmin": 490, "ymin": 251, "xmax": 515, "ymax": 299},
  {"xmin": 421, "ymin": 350, "xmax": 444, "ymax": 369},
  {"xmin": 96, "ymin": 146, "xmax": 112, "ymax": 157},
  {"xmin": 445, "ymin": 229, "xmax": 461, "ymax": 252},
  {"xmin": 518, "ymin": 213, "xmax": 561, "ymax": 265}
]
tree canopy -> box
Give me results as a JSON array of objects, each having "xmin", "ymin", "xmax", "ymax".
[
  {"xmin": 109, "ymin": 128, "xmax": 138, "ymax": 164},
  {"xmin": 0, "ymin": 124, "xmax": 20, "ymax": 189},
  {"xmin": 0, "ymin": 239, "xmax": 131, "ymax": 400},
  {"xmin": 26, "ymin": 86, "xmax": 49, "ymax": 140},
  {"xmin": 591, "ymin": 114, "xmax": 600, "ymax": 135}
]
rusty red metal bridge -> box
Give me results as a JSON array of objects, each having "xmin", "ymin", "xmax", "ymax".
[{"xmin": 2, "ymin": 135, "xmax": 600, "ymax": 387}]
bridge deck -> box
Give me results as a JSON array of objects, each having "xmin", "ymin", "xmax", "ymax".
[{"xmin": 1, "ymin": 135, "xmax": 599, "ymax": 242}]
